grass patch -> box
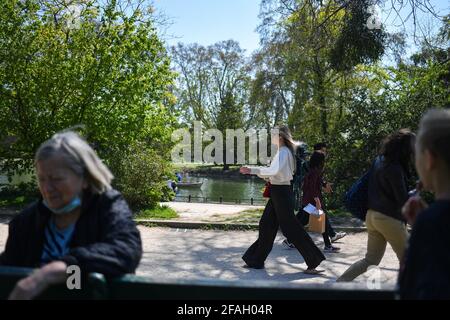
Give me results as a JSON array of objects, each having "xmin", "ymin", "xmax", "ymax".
[
  {"xmin": 218, "ymin": 208, "xmax": 263, "ymax": 224},
  {"xmin": 240, "ymin": 208, "xmax": 264, "ymax": 216},
  {"xmin": 215, "ymin": 207, "xmax": 351, "ymax": 224},
  {"xmin": 136, "ymin": 205, "xmax": 179, "ymax": 220}
]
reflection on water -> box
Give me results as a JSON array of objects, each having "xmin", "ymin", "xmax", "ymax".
[
  {"xmin": 175, "ymin": 176, "xmax": 266, "ymax": 204},
  {"xmin": 1, "ymin": 172, "xmax": 267, "ymax": 205}
]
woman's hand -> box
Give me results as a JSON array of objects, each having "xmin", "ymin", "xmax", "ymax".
[
  {"xmin": 323, "ymin": 182, "xmax": 333, "ymax": 194},
  {"xmin": 402, "ymin": 196, "xmax": 428, "ymax": 226},
  {"xmin": 8, "ymin": 261, "xmax": 68, "ymax": 300},
  {"xmin": 314, "ymin": 197, "xmax": 322, "ymax": 211},
  {"xmin": 239, "ymin": 167, "xmax": 251, "ymax": 175}
]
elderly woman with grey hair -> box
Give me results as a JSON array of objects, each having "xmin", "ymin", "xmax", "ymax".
[{"xmin": 0, "ymin": 131, "xmax": 142, "ymax": 299}]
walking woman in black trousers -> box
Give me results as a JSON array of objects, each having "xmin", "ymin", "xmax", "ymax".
[{"xmin": 240, "ymin": 126, "xmax": 325, "ymax": 274}]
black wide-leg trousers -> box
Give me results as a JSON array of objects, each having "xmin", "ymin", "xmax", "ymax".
[{"xmin": 242, "ymin": 184, "xmax": 325, "ymax": 269}]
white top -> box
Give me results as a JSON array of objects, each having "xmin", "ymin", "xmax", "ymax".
[{"xmin": 250, "ymin": 146, "xmax": 295, "ymax": 185}]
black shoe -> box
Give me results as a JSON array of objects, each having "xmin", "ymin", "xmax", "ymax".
[
  {"xmin": 324, "ymin": 246, "xmax": 341, "ymax": 253},
  {"xmin": 242, "ymin": 257, "xmax": 264, "ymax": 269},
  {"xmin": 304, "ymin": 268, "xmax": 325, "ymax": 275},
  {"xmin": 243, "ymin": 263, "xmax": 265, "ymax": 269}
]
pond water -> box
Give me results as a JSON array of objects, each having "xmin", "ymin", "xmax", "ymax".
[
  {"xmin": 1, "ymin": 172, "xmax": 267, "ymax": 205},
  {"xmin": 174, "ymin": 176, "xmax": 266, "ymax": 205}
]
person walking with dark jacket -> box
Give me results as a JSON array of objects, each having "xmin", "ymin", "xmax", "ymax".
[
  {"xmin": 301, "ymin": 151, "xmax": 341, "ymax": 252},
  {"xmin": 337, "ymin": 129, "xmax": 415, "ymax": 282},
  {"xmin": 240, "ymin": 126, "xmax": 325, "ymax": 274},
  {"xmin": 313, "ymin": 143, "xmax": 347, "ymax": 243},
  {"xmin": 0, "ymin": 131, "xmax": 142, "ymax": 299},
  {"xmin": 282, "ymin": 145, "xmax": 346, "ymax": 249}
]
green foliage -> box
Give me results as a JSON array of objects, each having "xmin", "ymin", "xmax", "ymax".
[
  {"xmin": 111, "ymin": 141, "xmax": 175, "ymax": 210},
  {"xmin": 325, "ymin": 57, "xmax": 449, "ymax": 208},
  {"xmin": 171, "ymin": 40, "xmax": 251, "ymax": 168},
  {"xmin": 2, "ymin": 0, "xmax": 446, "ymax": 212},
  {"xmin": 0, "ymin": 181, "xmax": 40, "ymax": 207},
  {"xmin": 326, "ymin": 208, "xmax": 351, "ymax": 218},
  {"xmin": 0, "ymin": 0, "xmax": 175, "ymax": 176},
  {"xmin": 0, "ymin": 0, "xmax": 177, "ymax": 208},
  {"xmin": 171, "ymin": 40, "xmax": 250, "ymax": 129},
  {"xmin": 254, "ymin": 1, "xmax": 448, "ymax": 209},
  {"xmin": 330, "ymin": 0, "xmax": 386, "ymax": 72}
]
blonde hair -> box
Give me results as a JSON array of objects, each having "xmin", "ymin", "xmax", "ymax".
[
  {"xmin": 35, "ymin": 131, "xmax": 114, "ymax": 194},
  {"xmin": 417, "ymin": 109, "xmax": 450, "ymax": 168}
]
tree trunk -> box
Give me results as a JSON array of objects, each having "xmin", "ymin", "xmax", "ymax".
[{"xmin": 317, "ymin": 72, "xmax": 328, "ymax": 137}]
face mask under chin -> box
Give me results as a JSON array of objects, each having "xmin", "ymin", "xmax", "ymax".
[{"xmin": 43, "ymin": 195, "xmax": 82, "ymax": 215}]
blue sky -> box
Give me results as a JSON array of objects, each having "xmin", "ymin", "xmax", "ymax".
[
  {"xmin": 153, "ymin": 0, "xmax": 449, "ymax": 56},
  {"xmin": 154, "ymin": 0, "xmax": 261, "ymax": 54}
]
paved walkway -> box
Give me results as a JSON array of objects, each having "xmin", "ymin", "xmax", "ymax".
[{"xmin": 0, "ymin": 220, "xmax": 399, "ymax": 288}]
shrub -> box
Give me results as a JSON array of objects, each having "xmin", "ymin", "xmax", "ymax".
[
  {"xmin": 110, "ymin": 141, "xmax": 175, "ymax": 210},
  {"xmin": 0, "ymin": 180, "xmax": 40, "ymax": 207}
]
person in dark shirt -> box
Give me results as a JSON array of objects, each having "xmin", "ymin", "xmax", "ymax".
[
  {"xmin": 337, "ymin": 129, "xmax": 415, "ymax": 282},
  {"xmin": 301, "ymin": 151, "xmax": 341, "ymax": 252},
  {"xmin": 313, "ymin": 143, "xmax": 347, "ymax": 243},
  {"xmin": 282, "ymin": 145, "xmax": 346, "ymax": 249},
  {"xmin": 399, "ymin": 109, "xmax": 450, "ymax": 299}
]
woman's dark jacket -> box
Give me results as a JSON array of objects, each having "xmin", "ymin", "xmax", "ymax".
[
  {"xmin": 368, "ymin": 156, "xmax": 409, "ymax": 222},
  {"xmin": 0, "ymin": 189, "xmax": 142, "ymax": 277},
  {"xmin": 302, "ymin": 168, "xmax": 323, "ymax": 207}
]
